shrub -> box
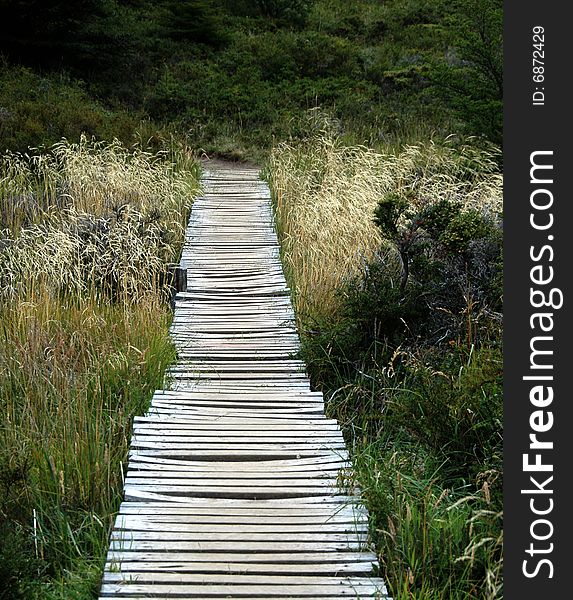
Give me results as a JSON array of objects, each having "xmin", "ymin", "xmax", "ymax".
[
  {"xmin": 0, "ymin": 62, "xmax": 145, "ymax": 152},
  {"xmin": 429, "ymin": 0, "xmax": 503, "ymax": 145},
  {"xmin": 255, "ymin": 0, "xmax": 315, "ymax": 26},
  {"xmin": 269, "ymin": 130, "xmax": 503, "ymax": 598}
]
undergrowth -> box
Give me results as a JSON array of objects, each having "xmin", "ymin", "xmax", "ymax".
[
  {"xmin": 269, "ymin": 130, "xmax": 503, "ymax": 599},
  {"xmin": 0, "ymin": 138, "xmax": 199, "ymax": 598}
]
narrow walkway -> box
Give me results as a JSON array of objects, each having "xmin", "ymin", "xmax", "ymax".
[{"xmin": 99, "ymin": 161, "xmax": 389, "ymax": 599}]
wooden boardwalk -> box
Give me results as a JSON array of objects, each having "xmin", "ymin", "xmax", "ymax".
[{"xmin": 99, "ymin": 162, "xmax": 390, "ymax": 599}]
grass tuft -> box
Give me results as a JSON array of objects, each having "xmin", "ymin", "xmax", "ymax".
[
  {"xmin": 0, "ymin": 137, "xmax": 199, "ymax": 598},
  {"xmin": 268, "ymin": 131, "xmax": 503, "ymax": 599}
]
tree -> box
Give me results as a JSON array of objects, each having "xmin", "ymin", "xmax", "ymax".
[
  {"xmin": 162, "ymin": 0, "xmax": 226, "ymax": 46},
  {"xmin": 254, "ymin": 0, "xmax": 315, "ymax": 27},
  {"xmin": 0, "ymin": 0, "xmax": 126, "ymax": 72},
  {"xmin": 430, "ymin": 0, "xmax": 503, "ymax": 146}
]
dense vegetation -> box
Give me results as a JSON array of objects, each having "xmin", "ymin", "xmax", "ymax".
[
  {"xmin": 0, "ymin": 1, "xmax": 502, "ymax": 598},
  {"xmin": 269, "ymin": 124, "xmax": 503, "ymax": 598},
  {"xmin": 1, "ymin": 0, "xmax": 502, "ymax": 157},
  {"xmin": 0, "ymin": 139, "xmax": 199, "ymax": 597}
]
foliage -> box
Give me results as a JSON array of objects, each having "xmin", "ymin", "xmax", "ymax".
[
  {"xmin": 269, "ymin": 132, "xmax": 503, "ymax": 598},
  {"xmin": 0, "ymin": 1, "xmax": 505, "ymax": 598},
  {"xmin": 1, "ymin": 0, "xmax": 500, "ymax": 157},
  {"xmin": 0, "ymin": 0, "xmax": 129, "ymax": 72},
  {"xmin": 161, "ymin": 0, "xmax": 227, "ymax": 45},
  {"xmin": 255, "ymin": 0, "xmax": 315, "ymax": 26},
  {"xmin": 269, "ymin": 125, "xmax": 502, "ymax": 324},
  {"xmin": 0, "ymin": 62, "xmax": 150, "ymax": 153},
  {"xmin": 0, "ymin": 139, "xmax": 199, "ymax": 598},
  {"xmin": 430, "ymin": 0, "xmax": 503, "ymax": 145},
  {"xmin": 0, "ymin": 296, "xmax": 175, "ymax": 600}
]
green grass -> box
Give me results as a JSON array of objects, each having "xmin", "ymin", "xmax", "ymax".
[
  {"xmin": 268, "ymin": 132, "xmax": 503, "ymax": 599},
  {"xmin": 0, "ymin": 297, "xmax": 176, "ymax": 599},
  {"xmin": 322, "ymin": 345, "xmax": 503, "ymax": 600},
  {"xmin": 0, "ymin": 138, "xmax": 199, "ymax": 599}
]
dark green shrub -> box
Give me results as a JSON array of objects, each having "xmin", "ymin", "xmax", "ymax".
[
  {"xmin": 390, "ymin": 346, "xmax": 503, "ymax": 482},
  {"xmin": 429, "ymin": 0, "xmax": 503, "ymax": 145},
  {"xmin": 372, "ymin": 191, "xmax": 502, "ymax": 344},
  {"xmin": 162, "ymin": 0, "xmax": 227, "ymax": 46},
  {"xmin": 0, "ymin": 63, "xmax": 144, "ymax": 152},
  {"xmin": 255, "ymin": 0, "xmax": 315, "ymax": 26}
]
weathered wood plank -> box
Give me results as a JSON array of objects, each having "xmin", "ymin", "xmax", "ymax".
[
  {"xmin": 112, "ymin": 513, "xmax": 365, "ymax": 524},
  {"xmin": 102, "ymin": 573, "xmax": 382, "ymax": 587},
  {"xmin": 99, "ymin": 582, "xmax": 384, "ymax": 597},
  {"xmin": 113, "ymin": 519, "xmax": 368, "ymax": 534},
  {"xmin": 105, "ymin": 551, "xmax": 376, "ymax": 563},
  {"xmin": 107, "ymin": 540, "xmax": 368, "ymax": 552},
  {"xmin": 99, "ymin": 163, "xmax": 388, "ymax": 599},
  {"xmin": 103, "ymin": 560, "xmax": 375, "ymax": 575}
]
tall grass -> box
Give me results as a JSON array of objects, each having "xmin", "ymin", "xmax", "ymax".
[
  {"xmin": 267, "ymin": 131, "xmax": 503, "ymax": 599},
  {"xmin": 1, "ymin": 136, "xmax": 197, "ymax": 230},
  {"xmin": 0, "ymin": 136, "xmax": 198, "ymax": 299},
  {"xmin": 0, "ymin": 137, "xmax": 198, "ymax": 598},
  {"xmin": 268, "ymin": 128, "xmax": 501, "ymax": 324}
]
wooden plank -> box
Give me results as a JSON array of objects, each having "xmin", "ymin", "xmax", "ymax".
[
  {"xmin": 102, "ymin": 573, "xmax": 382, "ymax": 587},
  {"xmin": 113, "ymin": 519, "xmax": 368, "ymax": 534},
  {"xmin": 141, "ymin": 403, "xmax": 327, "ymax": 413},
  {"xmin": 145, "ymin": 409, "xmax": 327, "ymax": 420},
  {"xmin": 160, "ymin": 361, "xmax": 305, "ymax": 371},
  {"xmin": 119, "ymin": 489, "xmax": 356, "ymax": 510},
  {"xmin": 122, "ymin": 478, "xmax": 342, "ymax": 490},
  {"xmin": 132, "ymin": 422, "xmax": 340, "ymax": 431},
  {"xmin": 111, "ymin": 531, "xmax": 367, "ymax": 543},
  {"xmin": 122, "ymin": 487, "xmax": 343, "ymax": 499},
  {"xmin": 150, "ymin": 388, "xmax": 323, "ymax": 397},
  {"xmin": 107, "ymin": 540, "xmax": 368, "ymax": 552},
  {"xmin": 146, "ymin": 403, "xmax": 326, "ymax": 413},
  {"xmin": 127, "ymin": 451, "xmax": 348, "ymax": 461},
  {"xmin": 130, "ymin": 435, "xmax": 344, "ymax": 444},
  {"xmin": 116, "ymin": 498, "xmax": 364, "ymax": 509},
  {"xmin": 105, "ymin": 551, "xmax": 376, "ymax": 564},
  {"xmin": 100, "ymin": 596, "xmax": 379, "ymax": 600},
  {"xmin": 114, "ymin": 506, "xmax": 364, "ymax": 517},
  {"xmin": 126, "ymin": 460, "xmax": 349, "ymax": 474},
  {"xmin": 125, "ymin": 468, "xmax": 345, "ymax": 479},
  {"xmin": 146, "ymin": 404, "xmax": 325, "ymax": 413},
  {"xmin": 103, "ymin": 560, "xmax": 375, "ymax": 575},
  {"xmin": 132, "ymin": 429, "xmax": 342, "ymax": 439},
  {"xmin": 112, "ymin": 513, "xmax": 365, "ymax": 524},
  {"xmin": 100, "ymin": 597, "xmax": 380, "ymax": 600},
  {"xmin": 128, "ymin": 440, "xmax": 346, "ymax": 450},
  {"xmin": 98, "ymin": 165, "xmax": 386, "ymax": 600},
  {"xmin": 99, "ymin": 582, "xmax": 383, "ymax": 597}
]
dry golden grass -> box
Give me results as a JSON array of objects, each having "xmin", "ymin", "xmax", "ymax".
[
  {"xmin": 268, "ymin": 131, "xmax": 502, "ymax": 322},
  {"xmin": 0, "ymin": 136, "xmax": 199, "ymax": 592},
  {"xmin": 0, "ymin": 294, "xmax": 173, "ymax": 513},
  {"xmin": 0, "ymin": 136, "xmax": 199, "ymax": 300}
]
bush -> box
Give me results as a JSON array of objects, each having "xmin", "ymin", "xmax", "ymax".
[
  {"xmin": 255, "ymin": 0, "xmax": 315, "ymax": 26},
  {"xmin": 0, "ymin": 62, "xmax": 144, "ymax": 152},
  {"xmin": 269, "ymin": 131, "xmax": 503, "ymax": 598},
  {"xmin": 429, "ymin": 0, "xmax": 503, "ymax": 145}
]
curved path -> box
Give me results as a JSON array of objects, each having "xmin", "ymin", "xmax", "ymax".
[{"xmin": 99, "ymin": 161, "xmax": 389, "ymax": 599}]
